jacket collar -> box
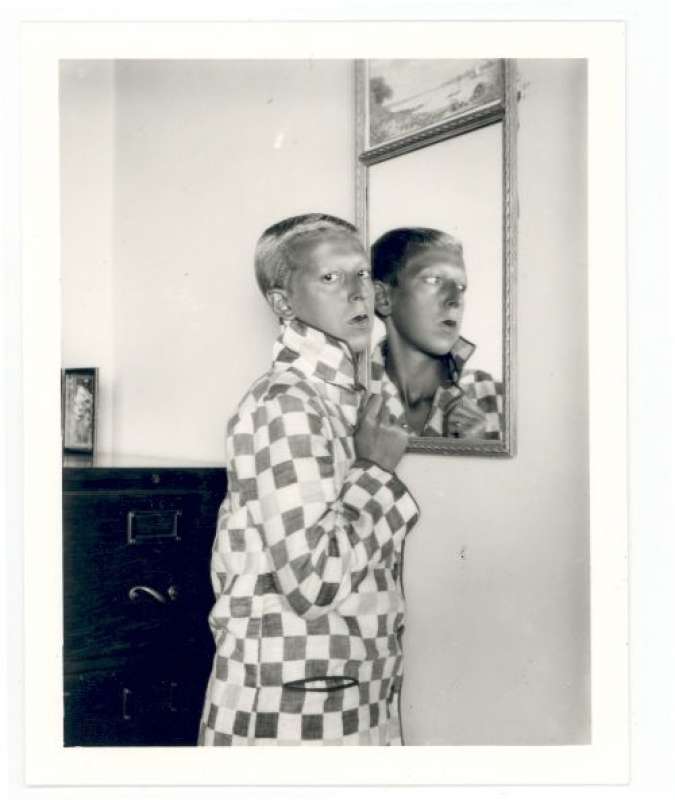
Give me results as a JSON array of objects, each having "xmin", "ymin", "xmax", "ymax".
[
  {"xmin": 369, "ymin": 336, "xmax": 476, "ymax": 436},
  {"xmin": 446, "ymin": 336, "xmax": 476, "ymax": 383},
  {"xmin": 272, "ymin": 318, "xmax": 360, "ymax": 391}
]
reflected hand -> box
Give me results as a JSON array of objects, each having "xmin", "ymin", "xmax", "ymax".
[{"xmin": 445, "ymin": 398, "xmax": 487, "ymax": 439}]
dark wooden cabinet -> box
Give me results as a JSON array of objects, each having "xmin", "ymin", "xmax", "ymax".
[{"xmin": 62, "ymin": 457, "xmax": 226, "ymax": 746}]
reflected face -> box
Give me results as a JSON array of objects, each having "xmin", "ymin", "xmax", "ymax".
[
  {"xmin": 383, "ymin": 253, "xmax": 468, "ymax": 356},
  {"xmin": 287, "ymin": 237, "xmax": 375, "ymax": 353}
]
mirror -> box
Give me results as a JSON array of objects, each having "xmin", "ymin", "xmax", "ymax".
[{"xmin": 356, "ymin": 59, "xmax": 518, "ymax": 456}]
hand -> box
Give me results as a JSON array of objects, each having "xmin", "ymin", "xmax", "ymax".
[
  {"xmin": 445, "ymin": 398, "xmax": 487, "ymax": 439},
  {"xmin": 354, "ymin": 395, "xmax": 409, "ymax": 474}
]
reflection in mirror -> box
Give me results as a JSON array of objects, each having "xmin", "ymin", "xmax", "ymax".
[{"xmin": 356, "ymin": 60, "xmax": 517, "ymax": 456}]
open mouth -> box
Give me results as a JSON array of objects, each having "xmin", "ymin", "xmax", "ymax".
[
  {"xmin": 348, "ymin": 313, "xmax": 370, "ymax": 326},
  {"xmin": 441, "ymin": 320, "xmax": 457, "ymax": 328}
]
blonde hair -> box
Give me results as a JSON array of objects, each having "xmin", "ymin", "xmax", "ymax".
[{"xmin": 254, "ymin": 213, "xmax": 363, "ymax": 296}]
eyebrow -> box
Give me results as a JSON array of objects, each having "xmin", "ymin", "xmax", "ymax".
[{"xmin": 415, "ymin": 266, "xmax": 467, "ymax": 279}]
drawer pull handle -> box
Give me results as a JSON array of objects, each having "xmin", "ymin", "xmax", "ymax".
[{"xmin": 128, "ymin": 585, "xmax": 167, "ymax": 604}]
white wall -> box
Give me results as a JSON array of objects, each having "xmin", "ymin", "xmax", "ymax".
[
  {"xmin": 61, "ymin": 59, "xmax": 355, "ymax": 461},
  {"xmin": 111, "ymin": 60, "xmax": 355, "ymax": 460},
  {"xmin": 400, "ymin": 59, "xmax": 589, "ymax": 744},
  {"xmin": 60, "ymin": 61, "xmax": 115, "ymax": 454},
  {"xmin": 60, "ymin": 58, "xmax": 588, "ymax": 745}
]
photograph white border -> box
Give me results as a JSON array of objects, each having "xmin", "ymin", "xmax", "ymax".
[{"xmin": 20, "ymin": 19, "xmax": 627, "ymax": 786}]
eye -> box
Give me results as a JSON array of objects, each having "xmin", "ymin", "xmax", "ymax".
[
  {"xmin": 321, "ymin": 272, "xmax": 340, "ymax": 284},
  {"xmin": 422, "ymin": 275, "xmax": 441, "ymax": 285},
  {"xmin": 357, "ymin": 269, "xmax": 372, "ymax": 280}
]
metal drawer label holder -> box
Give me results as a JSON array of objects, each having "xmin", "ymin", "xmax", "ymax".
[{"xmin": 126, "ymin": 509, "xmax": 182, "ymax": 544}]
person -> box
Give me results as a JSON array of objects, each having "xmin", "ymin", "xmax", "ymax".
[
  {"xmin": 197, "ymin": 213, "xmax": 419, "ymax": 746},
  {"xmin": 369, "ymin": 227, "xmax": 503, "ymax": 440}
]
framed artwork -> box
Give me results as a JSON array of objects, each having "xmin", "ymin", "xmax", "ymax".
[
  {"xmin": 356, "ymin": 59, "xmax": 518, "ymax": 456},
  {"xmin": 62, "ymin": 368, "xmax": 97, "ymax": 455},
  {"xmin": 359, "ymin": 59, "xmax": 506, "ymax": 165}
]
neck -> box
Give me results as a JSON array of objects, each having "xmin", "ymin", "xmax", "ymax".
[{"xmin": 383, "ymin": 324, "xmax": 446, "ymax": 406}]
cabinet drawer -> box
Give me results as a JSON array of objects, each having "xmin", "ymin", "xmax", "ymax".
[
  {"xmin": 63, "ymin": 490, "xmax": 210, "ymax": 546},
  {"xmin": 64, "ymin": 667, "xmax": 211, "ymax": 746},
  {"xmin": 63, "ymin": 491, "xmax": 217, "ymax": 667}
]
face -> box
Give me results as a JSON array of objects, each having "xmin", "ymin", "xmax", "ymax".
[
  {"xmin": 283, "ymin": 237, "xmax": 375, "ymax": 353},
  {"xmin": 380, "ymin": 251, "xmax": 468, "ymax": 357}
]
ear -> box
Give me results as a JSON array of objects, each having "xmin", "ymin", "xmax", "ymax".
[
  {"xmin": 266, "ymin": 289, "xmax": 295, "ymax": 321},
  {"xmin": 374, "ymin": 281, "xmax": 393, "ymax": 317}
]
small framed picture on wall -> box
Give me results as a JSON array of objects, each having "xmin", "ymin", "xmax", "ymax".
[{"xmin": 62, "ymin": 368, "xmax": 98, "ymax": 455}]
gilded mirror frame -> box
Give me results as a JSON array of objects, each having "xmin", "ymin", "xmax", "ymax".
[{"xmin": 355, "ymin": 59, "xmax": 518, "ymax": 457}]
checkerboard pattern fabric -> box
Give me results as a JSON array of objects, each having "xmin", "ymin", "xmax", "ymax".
[
  {"xmin": 198, "ymin": 319, "xmax": 419, "ymax": 746},
  {"xmin": 370, "ymin": 337, "xmax": 504, "ymax": 440}
]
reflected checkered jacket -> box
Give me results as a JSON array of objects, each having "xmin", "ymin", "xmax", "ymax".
[
  {"xmin": 370, "ymin": 337, "xmax": 504, "ymax": 439},
  {"xmin": 198, "ymin": 319, "xmax": 419, "ymax": 746}
]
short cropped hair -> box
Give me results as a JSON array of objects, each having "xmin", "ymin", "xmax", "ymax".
[
  {"xmin": 371, "ymin": 227, "xmax": 464, "ymax": 286},
  {"xmin": 255, "ymin": 213, "xmax": 363, "ymax": 297}
]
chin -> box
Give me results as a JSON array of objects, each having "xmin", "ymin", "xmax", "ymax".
[
  {"xmin": 343, "ymin": 331, "xmax": 372, "ymax": 353},
  {"xmin": 420, "ymin": 335, "xmax": 459, "ymax": 357}
]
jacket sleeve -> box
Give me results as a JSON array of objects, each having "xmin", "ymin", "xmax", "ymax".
[{"xmin": 238, "ymin": 391, "xmax": 419, "ymax": 620}]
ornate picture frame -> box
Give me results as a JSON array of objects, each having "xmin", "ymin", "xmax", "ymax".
[{"xmin": 61, "ymin": 367, "xmax": 98, "ymax": 455}]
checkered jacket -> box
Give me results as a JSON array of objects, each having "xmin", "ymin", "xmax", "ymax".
[
  {"xmin": 370, "ymin": 337, "xmax": 504, "ymax": 439},
  {"xmin": 198, "ymin": 319, "xmax": 419, "ymax": 746}
]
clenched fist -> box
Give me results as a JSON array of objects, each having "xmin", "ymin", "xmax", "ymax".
[
  {"xmin": 354, "ymin": 394, "xmax": 410, "ymax": 474},
  {"xmin": 444, "ymin": 396, "xmax": 487, "ymax": 439}
]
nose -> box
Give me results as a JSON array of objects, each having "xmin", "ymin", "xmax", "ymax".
[
  {"xmin": 348, "ymin": 273, "xmax": 368, "ymax": 302},
  {"xmin": 443, "ymin": 282, "xmax": 463, "ymax": 307}
]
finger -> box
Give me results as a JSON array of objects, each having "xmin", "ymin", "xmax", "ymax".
[
  {"xmin": 376, "ymin": 414, "xmax": 404, "ymax": 436},
  {"xmin": 452, "ymin": 408, "xmax": 481, "ymax": 424},
  {"xmin": 376, "ymin": 397, "xmax": 392, "ymax": 424},
  {"xmin": 362, "ymin": 394, "xmax": 384, "ymax": 421},
  {"xmin": 385, "ymin": 408, "xmax": 408, "ymax": 433}
]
